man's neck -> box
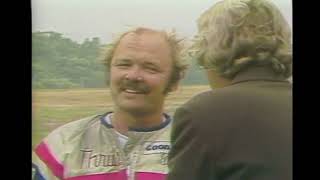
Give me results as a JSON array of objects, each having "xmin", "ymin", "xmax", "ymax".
[{"xmin": 111, "ymin": 110, "xmax": 163, "ymax": 135}]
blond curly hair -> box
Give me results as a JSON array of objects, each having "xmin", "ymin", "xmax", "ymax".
[{"xmin": 190, "ymin": 0, "xmax": 292, "ymax": 78}]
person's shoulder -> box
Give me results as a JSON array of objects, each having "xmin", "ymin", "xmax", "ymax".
[
  {"xmin": 186, "ymin": 86, "xmax": 239, "ymax": 100},
  {"xmin": 185, "ymin": 90, "xmax": 213, "ymax": 104},
  {"xmin": 174, "ymin": 90, "xmax": 214, "ymax": 119},
  {"xmin": 55, "ymin": 114, "xmax": 102, "ymax": 132},
  {"xmin": 33, "ymin": 114, "xmax": 105, "ymax": 167},
  {"xmin": 180, "ymin": 85, "xmax": 247, "ymax": 113},
  {"xmin": 182, "ymin": 89, "xmax": 227, "ymax": 108},
  {"xmin": 42, "ymin": 114, "xmax": 103, "ymax": 146}
]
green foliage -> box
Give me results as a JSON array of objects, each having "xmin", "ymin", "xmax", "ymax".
[
  {"xmin": 32, "ymin": 31, "xmax": 207, "ymax": 89},
  {"xmin": 32, "ymin": 31, "xmax": 106, "ymax": 89}
]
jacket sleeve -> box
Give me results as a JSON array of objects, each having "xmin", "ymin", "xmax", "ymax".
[
  {"xmin": 167, "ymin": 106, "xmax": 211, "ymax": 180},
  {"xmin": 32, "ymin": 150, "xmax": 61, "ymax": 180},
  {"xmin": 32, "ymin": 129, "xmax": 67, "ymax": 180}
]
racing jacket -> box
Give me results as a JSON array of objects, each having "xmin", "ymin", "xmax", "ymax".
[{"xmin": 32, "ymin": 112, "xmax": 172, "ymax": 180}]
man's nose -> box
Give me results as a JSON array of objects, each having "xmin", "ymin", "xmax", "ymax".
[{"xmin": 124, "ymin": 67, "xmax": 143, "ymax": 81}]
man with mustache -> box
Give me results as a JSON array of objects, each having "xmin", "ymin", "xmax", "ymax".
[
  {"xmin": 168, "ymin": 0, "xmax": 292, "ymax": 179},
  {"xmin": 32, "ymin": 27, "xmax": 187, "ymax": 180}
]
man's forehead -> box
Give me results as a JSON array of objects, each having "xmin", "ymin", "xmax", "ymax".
[{"xmin": 118, "ymin": 31, "xmax": 168, "ymax": 49}]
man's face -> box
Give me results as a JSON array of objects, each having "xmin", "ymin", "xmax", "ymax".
[{"xmin": 110, "ymin": 31, "xmax": 174, "ymax": 115}]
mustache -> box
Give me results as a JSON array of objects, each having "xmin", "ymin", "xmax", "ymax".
[{"xmin": 119, "ymin": 79, "xmax": 151, "ymax": 93}]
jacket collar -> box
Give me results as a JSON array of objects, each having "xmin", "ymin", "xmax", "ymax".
[
  {"xmin": 230, "ymin": 66, "xmax": 290, "ymax": 85},
  {"xmin": 100, "ymin": 112, "xmax": 172, "ymax": 132}
]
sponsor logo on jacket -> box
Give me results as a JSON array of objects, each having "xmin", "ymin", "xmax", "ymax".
[
  {"xmin": 143, "ymin": 141, "xmax": 170, "ymax": 155},
  {"xmin": 80, "ymin": 149, "xmax": 122, "ymax": 168}
]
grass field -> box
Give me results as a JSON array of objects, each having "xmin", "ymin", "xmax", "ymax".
[{"xmin": 32, "ymin": 85, "xmax": 210, "ymax": 148}]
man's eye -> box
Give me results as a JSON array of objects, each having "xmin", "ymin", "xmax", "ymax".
[
  {"xmin": 116, "ymin": 63, "xmax": 131, "ymax": 67},
  {"xmin": 146, "ymin": 67, "xmax": 159, "ymax": 73}
]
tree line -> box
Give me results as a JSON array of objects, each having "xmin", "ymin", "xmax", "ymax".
[{"xmin": 32, "ymin": 31, "xmax": 207, "ymax": 89}]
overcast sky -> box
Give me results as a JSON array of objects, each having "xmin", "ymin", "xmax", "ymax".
[{"xmin": 31, "ymin": 0, "xmax": 292, "ymax": 43}]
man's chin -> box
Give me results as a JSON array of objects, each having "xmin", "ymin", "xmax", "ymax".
[{"xmin": 119, "ymin": 104, "xmax": 153, "ymax": 115}]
